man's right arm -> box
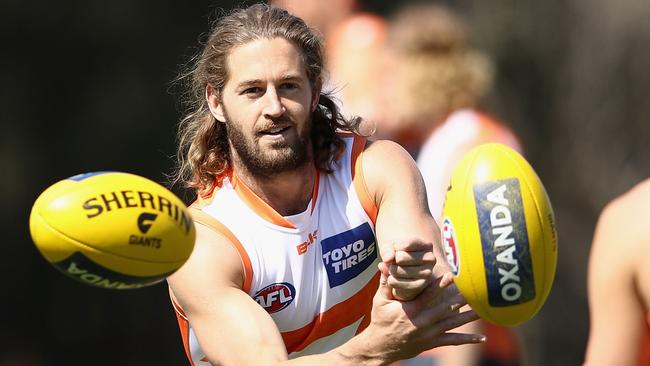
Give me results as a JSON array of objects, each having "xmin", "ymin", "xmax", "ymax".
[{"xmin": 168, "ymin": 222, "xmax": 290, "ymax": 365}]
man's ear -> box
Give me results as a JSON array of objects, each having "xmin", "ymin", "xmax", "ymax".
[
  {"xmin": 206, "ymin": 85, "xmax": 226, "ymax": 123},
  {"xmin": 311, "ymin": 79, "xmax": 322, "ymax": 112}
]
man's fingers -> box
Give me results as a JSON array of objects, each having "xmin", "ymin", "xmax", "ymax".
[
  {"xmin": 389, "ymin": 264, "xmax": 433, "ymax": 279},
  {"xmin": 410, "ymin": 272, "xmax": 456, "ymax": 306},
  {"xmin": 380, "ymin": 248, "xmax": 395, "ymax": 263},
  {"xmin": 439, "ymin": 271, "xmax": 455, "ymax": 288},
  {"xmin": 431, "ymin": 308, "xmax": 481, "ymax": 334},
  {"xmin": 392, "ymin": 287, "xmax": 424, "ymax": 301},
  {"xmin": 394, "ymin": 250, "xmax": 436, "ymax": 266},
  {"xmin": 376, "ymin": 268, "xmax": 394, "ymax": 300},
  {"xmin": 386, "ymin": 275, "xmax": 431, "ymax": 292},
  {"xmin": 429, "ymin": 332, "xmax": 487, "ymax": 348},
  {"xmin": 393, "ymin": 239, "xmax": 434, "ymax": 252},
  {"xmin": 428, "ymin": 292, "xmax": 466, "ymax": 317},
  {"xmin": 378, "ymin": 262, "xmax": 390, "ymax": 277}
]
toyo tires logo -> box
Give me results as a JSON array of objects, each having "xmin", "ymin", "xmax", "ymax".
[{"xmin": 442, "ymin": 218, "xmax": 459, "ymax": 275}]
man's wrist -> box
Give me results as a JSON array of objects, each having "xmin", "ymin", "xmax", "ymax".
[{"xmin": 330, "ymin": 327, "xmax": 393, "ymax": 366}]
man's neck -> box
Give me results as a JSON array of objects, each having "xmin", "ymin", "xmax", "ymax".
[{"xmin": 234, "ymin": 163, "xmax": 317, "ymax": 216}]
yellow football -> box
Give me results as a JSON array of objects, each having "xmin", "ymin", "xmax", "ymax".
[
  {"xmin": 441, "ymin": 143, "xmax": 557, "ymax": 326},
  {"xmin": 29, "ymin": 172, "xmax": 195, "ymax": 289}
]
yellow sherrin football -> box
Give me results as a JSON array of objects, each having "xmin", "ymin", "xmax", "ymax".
[
  {"xmin": 441, "ymin": 143, "xmax": 557, "ymax": 326},
  {"xmin": 29, "ymin": 172, "xmax": 195, "ymax": 289}
]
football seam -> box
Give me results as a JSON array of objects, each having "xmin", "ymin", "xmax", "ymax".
[{"xmin": 461, "ymin": 147, "xmax": 490, "ymax": 322}]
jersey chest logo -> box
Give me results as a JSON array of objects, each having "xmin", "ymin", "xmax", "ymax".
[
  {"xmin": 321, "ymin": 222, "xmax": 377, "ymax": 288},
  {"xmin": 254, "ymin": 282, "xmax": 296, "ymax": 313}
]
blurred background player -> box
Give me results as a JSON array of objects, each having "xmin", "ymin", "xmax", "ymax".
[
  {"xmin": 383, "ymin": 2, "xmax": 522, "ymax": 214},
  {"xmin": 271, "ymin": 0, "xmax": 389, "ymax": 127},
  {"xmin": 585, "ymin": 178, "xmax": 650, "ymax": 365},
  {"xmin": 382, "ymin": 4, "xmax": 523, "ymax": 366},
  {"xmin": 270, "ymin": 0, "xmax": 358, "ymax": 39}
]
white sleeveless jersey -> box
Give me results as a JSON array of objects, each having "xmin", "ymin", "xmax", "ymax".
[
  {"xmin": 417, "ymin": 109, "xmax": 522, "ymax": 221},
  {"xmin": 171, "ymin": 135, "xmax": 380, "ymax": 365}
]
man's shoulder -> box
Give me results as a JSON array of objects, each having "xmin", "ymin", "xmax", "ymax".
[
  {"xmin": 597, "ymin": 178, "xmax": 650, "ymax": 260},
  {"xmin": 362, "ymin": 139, "xmax": 408, "ymax": 155},
  {"xmin": 360, "ymin": 139, "xmax": 419, "ymax": 194},
  {"xmin": 606, "ymin": 178, "xmax": 650, "ymax": 223}
]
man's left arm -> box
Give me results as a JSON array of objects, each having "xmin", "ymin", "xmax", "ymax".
[{"xmin": 362, "ymin": 139, "xmax": 452, "ymax": 300}]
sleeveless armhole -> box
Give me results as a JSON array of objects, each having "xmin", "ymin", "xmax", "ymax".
[
  {"xmin": 189, "ymin": 207, "xmax": 254, "ymax": 293},
  {"xmin": 351, "ymin": 135, "xmax": 378, "ymax": 224},
  {"xmin": 168, "ymin": 288, "xmax": 196, "ymax": 366}
]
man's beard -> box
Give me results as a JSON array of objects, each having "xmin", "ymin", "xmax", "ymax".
[{"xmin": 223, "ymin": 108, "xmax": 312, "ymax": 178}]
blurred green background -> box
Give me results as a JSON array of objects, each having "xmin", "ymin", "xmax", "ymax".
[{"xmin": 2, "ymin": 0, "xmax": 649, "ymax": 365}]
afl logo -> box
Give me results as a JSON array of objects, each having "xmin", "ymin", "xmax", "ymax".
[
  {"xmin": 442, "ymin": 217, "xmax": 460, "ymax": 275},
  {"xmin": 254, "ymin": 282, "xmax": 296, "ymax": 313}
]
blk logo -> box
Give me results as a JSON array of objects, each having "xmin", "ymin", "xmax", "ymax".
[
  {"xmin": 137, "ymin": 212, "xmax": 158, "ymax": 234},
  {"xmin": 296, "ymin": 229, "xmax": 318, "ymax": 255}
]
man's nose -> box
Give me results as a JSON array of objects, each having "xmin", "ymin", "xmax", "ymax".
[{"xmin": 262, "ymin": 87, "xmax": 285, "ymax": 118}]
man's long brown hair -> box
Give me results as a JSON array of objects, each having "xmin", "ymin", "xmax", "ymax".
[{"xmin": 172, "ymin": 3, "xmax": 360, "ymax": 196}]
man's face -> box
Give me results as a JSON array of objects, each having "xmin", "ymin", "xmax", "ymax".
[{"xmin": 211, "ymin": 37, "xmax": 318, "ymax": 178}]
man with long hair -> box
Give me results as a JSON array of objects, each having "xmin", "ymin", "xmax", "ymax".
[{"xmin": 168, "ymin": 4, "xmax": 483, "ymax": 365}]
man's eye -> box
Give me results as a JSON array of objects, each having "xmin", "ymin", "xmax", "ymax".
[
  {"xmin": 280, "ymin": 83, "xmax": 298, "ymax": 90},
  {"xmin": 243, "ymin": 87, "xmax": 263, "ymax": 95}
]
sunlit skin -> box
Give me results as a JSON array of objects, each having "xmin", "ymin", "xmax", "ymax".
[
  {"xmin": 206, "ymin": 37, "xmax": 321, "ymax": 215},
  {"xmin": 585, "ymin": 179, "xmax": 650, "ymax": 365}
]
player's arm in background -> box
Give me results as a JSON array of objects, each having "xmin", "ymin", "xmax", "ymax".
[
  {"xmin": 585, "ymin": 180, "xmax": 650, "ymax": 365},
  {"xmin": 362, "ymin": 139, "xmax": 454, "ymax": 300}
]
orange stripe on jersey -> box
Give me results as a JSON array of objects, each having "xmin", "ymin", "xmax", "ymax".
[
  {"xmin": 310, "ymin": 173, "xmax": 320, "ymax": 215},
  {"xmin": 189, "ymin": 208, "xmax": 254, "ymax": 293},
  {"xmin": 170, "ymin": 298, "xmax": 196, "ymax": 366},
  {"xmin": 231, "ymin": 173, "xmax": 296, "ymax": 229},
  {"xmin": 351, "ymin": 136, "xmax": 378, "ymax": 223},
  {"xmin": 282, "ymin": 271, "xmax": 380, "ymax": 353},
  {"xmin": 197, "ymin": 184, "xmax": 217, "ymax": 207},
  {"xmin": 169, "ymin": 288, "xmax": 188, "ymax": 320},
  {"xmin": 196, "ymin": 170, "xmax": 232, "ymax": 208}
]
